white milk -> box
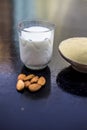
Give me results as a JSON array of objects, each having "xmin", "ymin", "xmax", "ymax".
[{"xmin": 19, "ymin": 26, "xmax": 54, "ymax": 69}]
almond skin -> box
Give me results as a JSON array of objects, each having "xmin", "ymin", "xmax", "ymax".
[
  {"xmin": 24, "ymin": 81, "xmax": 31, "ymax": 88},
  {"xmin": 18, "ymin": 74, "xmax": 26, "ymax": 81},
  {"xmin": 16, "ymin": 80, "xmax": 25, "ymax": 91},
  {"xmin": 38, "ymin": 76, "xmax": 46, "ymax": 86},
  {"xmin": 24, "ymin": 74, "xmax": 35, "ymax": 81},
  {"xmin": 30, "ymin": 76, "xmax": 39, "ymax": 83},
  {"xmin": 28, "ymin": 83, "xmax": 42, "ymax": 92}
]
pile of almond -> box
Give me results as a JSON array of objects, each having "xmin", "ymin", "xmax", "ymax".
[{"xmin": 16, "ymin": 74, "xmax": 46, "ymax": 92}]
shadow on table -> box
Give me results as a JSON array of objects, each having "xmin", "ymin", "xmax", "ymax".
[
  {"xmin": 20, "ymin": 66, "xmax": 51, "ymax": 99},
  {"xmin": 56, "ymin": 66, "xmax": 87, "ymax": 97}
]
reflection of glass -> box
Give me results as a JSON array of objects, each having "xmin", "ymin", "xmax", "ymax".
[
  {"xmin": 57, "ymin": 66, "xmax": 87, "ymax": 97},
  {"xmin": 18, "ymin": 20, "xmax": 55, "ymax": 70}
]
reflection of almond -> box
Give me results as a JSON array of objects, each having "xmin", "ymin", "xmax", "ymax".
[
  {"xmin": 16, "ymin": 80, "xmax": 25, "ymax": 91},
  {"xmin": 24, "ymin": 74, "xmax": 35, "ymax": 81},
  {"xmin": 30, "ymin": 76, "xmax": 39, "ymax": 83},
  {"xmin": 28, "ymin": 83, "xmax": 42, "ymax": 92},
  {"xmin": 24, "ymin": 81, "xmax": 31, "ymax": 88},
  {"xmin": 38, "ymin": 76, "xmax": 46, "ymax": 86},
  {"xmin": 18, "ymin": 74, "xmax": 26, "ymax": 80}
]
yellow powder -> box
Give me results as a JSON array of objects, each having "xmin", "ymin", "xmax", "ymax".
[{"xmin": 59, "ymin": 37, "xmax": 87, "ymax": 65}]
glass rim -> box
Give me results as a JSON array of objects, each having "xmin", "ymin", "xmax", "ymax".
[{"xmin": 18, "ymin": 20, "xmax": 56, "ymax": 33}]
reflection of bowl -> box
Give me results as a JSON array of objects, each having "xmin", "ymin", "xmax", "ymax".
[
  {"xmin": 56, "ymin": 66, "xmax": 87, "ymax": 97},
  {"xmin": 58, "ymin": 37, "xmax": 87, "ymax": 73}
]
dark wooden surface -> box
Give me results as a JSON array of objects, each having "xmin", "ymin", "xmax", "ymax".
[{"xmin": 0, "ymin": 0, "xmax": 87, "ymax": 130}]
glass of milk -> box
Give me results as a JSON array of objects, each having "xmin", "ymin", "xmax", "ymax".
[{"xmin": 18, "ymin": 20, "xmax": 55, "ymax": 70}]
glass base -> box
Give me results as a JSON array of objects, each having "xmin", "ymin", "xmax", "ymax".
[{"xmin": 25, "ymin": 64, "xmax": 48, "ymax": 70}]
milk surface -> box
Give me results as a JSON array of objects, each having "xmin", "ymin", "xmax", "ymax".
[{"xmin": 22, "ymin": 26, "xmax": 51, "ymax": 41}]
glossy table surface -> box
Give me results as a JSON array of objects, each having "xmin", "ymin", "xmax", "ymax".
[{"xmin": 1, "ymin": 0, "xmax": 87, "ymax": 130}]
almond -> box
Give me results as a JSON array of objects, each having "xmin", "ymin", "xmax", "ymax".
[
  {"xmin": 30, "ymin": 76, "xmax": 39, "ymax": 83},
  {"xmin": 28, "ymin": 83, "xmax": 42, "ymax": 92},
  {"xmin": 17, "ymin": 74, "xmax": 26, "ymax": 80},
  {"xmin": 24, "ymin": 81, "xmax": 31, "ymax": 88},
  {"xmin": 38, "ymin": 76, "xmax": 46, "ymax": 86},
  {"xmin": 16, "ymin": 80, "xmax": 25, "ymax": 91},
  {"xmin": 24, "ymin": 74, "xmax": 35, "ymax": 81}
]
